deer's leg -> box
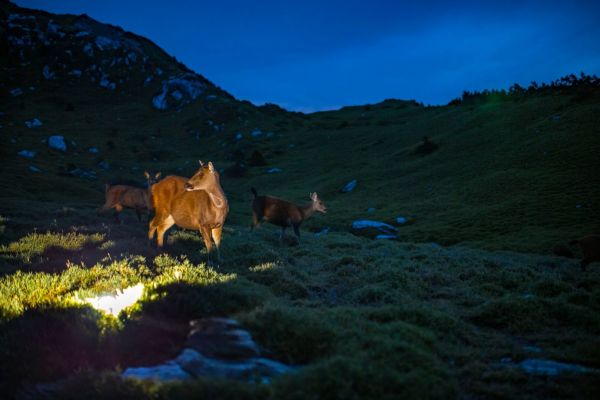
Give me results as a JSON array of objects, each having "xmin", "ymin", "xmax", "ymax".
[
  {"xmin": 114, "ymin": 204, "xmax": 123, "ymax": 223},
  {"xmin": 148, "ymin": 212, "xmax": 161, "ymax": 242},
  {"xmin": 156, "ymin": 215, "xmax": 175, "ymax": 248},
  {"xmin": 250, "ymin": 211, "xmax": 261, "ymax": 231},
  {"xmin": 211, "ymin": 227, "xmax": 223, "ymax": 264},
  {"xmin": 293, "ymin": 223, "xmax": 301, "ymax": 243},
  {"xmin": 200, "ymin": 226, "xmax": 214, "ymax": 266},
  {"xmin": 135, "ymin": 207, "xmax": 142, "ymax": 222},
  {"xmin": 279, "ymin": 227, "xmax": 287, "ymax": 242}
]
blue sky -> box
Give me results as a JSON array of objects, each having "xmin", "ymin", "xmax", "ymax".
[{"xmin": 15, "ymin": 0, "xmax": 600, "ymax": 112}]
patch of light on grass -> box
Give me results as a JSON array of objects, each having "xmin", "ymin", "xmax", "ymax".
[{"xmin": 81, "ymin": 283, "xmax": 144, "ymax": 317}]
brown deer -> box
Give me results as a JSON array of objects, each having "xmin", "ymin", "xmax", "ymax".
[
  {"xmin": 250, "ymin": 187, "xmax": 326, "ymax": 243},
  {"xmin": 569, "ymin": 234, "xmax": 600, "ymax": 271},
  {"xmin": 149, "ymin": 161, "xmax": 228, "ymax": 266},
  {"xmin": 98, "ymin": 171, "xmax": 161, "ymax": 223}
]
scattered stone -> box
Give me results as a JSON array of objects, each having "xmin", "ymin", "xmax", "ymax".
[
  {"xmin": 367, "ymin": 207, "xmax": 375, "ymax": 213},
  {"xmin": 396, "ymin": 216, "xmax": 408, "ymax": 224},
  {"xmin": 122, "ymin": 318, "xmax": 294, "ymax": 383},
  {"xmin": 69, "ymin": 69, "xmax": 82, "ymax": 77},
  {"xmin": 18, "ymin": 150, "xmax": 36, "ymax": 159},
  {"xmin": 97, "ymin": 160, "xmax": 110, "ymax": 170},
  {"xmin": 123, "ymin": 361, "xmax": 191, "ymax": 381},
  {"xmin": 48, "ymin": 135, "xmax": 67, "ymax": 152},
  {"xmin": 25, "ymin": 118, "xmax": 42, "ymax": 128},
  {"xmin": 267, "ymin": 168, "xmax": 282, "ymax": 174},
  {"xmin": 152, "ymin": 73, "xmax": 206, "ymax": 110},
  {"xmin": 251, "ymin": 129, "xmax": 263, "ymax": 137},
  {"xmin": 66, "ymin": 167, "xmax": 96, "ymax": 180},
  {"xmin": 42, "ymin": 65, "xmax": 55, "ymax": 80},
  {"xmin": 29, "ymin": 165, "xmax": 41, "ymax": 172},
  {"xmin": 10, "ymin": 88, "xmax": 23, "ymax": 97},
  {"xmin": 314, "ymin": 227, "xmax": 330, "ymax": 237},
  {"xmin": 523, "ymin": 345, "xmax": 542, "ymax": 353},
  {"xmin": 95, "ymin": 35, "xmax": 120, "ymax": 50},
  {"xmin": 235, "ymin": 133, "xmax": 243, "ymax": 141},
  {"xmin": 83, "ymin": 42, "xmax": 94, "ymax": 56},
  {"xmin": 99, "ymin": 73, "xmax": 116, "ymax": 90},
  {"xmin": 351, "ymin": 220, "xmax": 398, "ymax": 235},
  {"xmin": 551, "ymin": 115, "xmax": 561, "ymax": 122},
  {"xmin": 88, "ymin": 147, "xmax": 99, "ymax": 154},
  {"xmin": 375, "ymin": 234, "xmax": 397, "ymax": 240},
  {"xmin": 519, "ymin": 359, "xmax": 599, "ymax": 376},
  {"xmin": 341, "ymin": 179, "xmax": 357, "ymax": 193}
]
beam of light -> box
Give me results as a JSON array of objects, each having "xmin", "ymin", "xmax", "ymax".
[{"xmin": 80, "ymin": 283, "xmax": 145, "ymax": 317}]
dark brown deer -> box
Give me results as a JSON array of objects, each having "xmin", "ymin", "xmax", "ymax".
[
  {"xmin": 569, "ymin": 234, "xmax": 600, "ymax": 271},
  {"xmin": 250, "ymin": 187, "xmax": 326, "ymax": 242},
  {"xmin": 149, "ymin": 161, "xmax": 228, "ymax": 266},
  {"xmin": 98, "ymin": 171, "xmax": 161, "ymax": 223}
]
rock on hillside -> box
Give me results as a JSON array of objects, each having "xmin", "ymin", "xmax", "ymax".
[{"xmin": 1, "ymin": 1, "xmax": 233, "ymax": 111}]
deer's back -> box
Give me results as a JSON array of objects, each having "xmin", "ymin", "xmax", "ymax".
[
  {"xmin": 255, "ymin": 196, "xmax": 302, "ymax": 226},
  {"xmin": 151, "ymin": 175, "xmax": 187, "ymax": 211},
  {"xmin": 107, "ymin": 185, "xmax": 148, "ymax": 208}
]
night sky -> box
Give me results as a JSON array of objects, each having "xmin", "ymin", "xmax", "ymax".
[{"xmin": 14, "ymin": 0, "xmax": 600, "ymax": 112}]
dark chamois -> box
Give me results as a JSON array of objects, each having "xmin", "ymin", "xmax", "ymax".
[
  {"xmin": 569, "ymin": 234, "xmax": 600, "ymax": 271},
  {"xmin": 98, "ymin": 171, "xmax": 161, "ymax": 223},
  {"xmin": 251, "ymin": 187, "xmax": 326, "ymax": 242},
  {"xmin": 149, "ymin": 161, "xmax": 228, "ymax": 266}
]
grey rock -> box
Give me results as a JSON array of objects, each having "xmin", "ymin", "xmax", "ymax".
[
  {"xmin": 48, "ymin": 135, "xmax": 67, "ymax": 151},
  {"xmin": 29, "ymin": 165, "xmax": 41, "ymax": 172},
  {"xmin": 25, "ymin": 118, "xmax": 42, "ymax": 128},
  {"xmin": 375, "ymin": 234, "xmax": 396, "ymax": 240},
  {"xmin": 97, "ymin": 160, "xmax": 110, "ymax": 170},
  {"xmin": 42, "ymin": 65, "xmax": 55, "ymax": 80},
  {"xmin": 18, "ymin": 150, "xmax": 36, "ymax": 158},
  {"xmin": 519, "ymin": 358, "xmax": 599, "ymax": 376},
  {"xmin": 10, "ymin": 88, "xmax": 23, "ymax": 97},
  {"xmin": 341, "ymin": 179, "xmax": 357, "ymax": 193},
  {"xmin": 396, "ymin": 216, "xmax": 408, "ymax": 224},
  {"xmin": 351, "ymin": 220, "xmax": 398, "ymax": 234},
  {"xmin": 267, "ymin": 168, "xmax": 282, "ymax": 174},
  {"xmin": 123, "ymin": 361, "xmax": 191, "ymax": 381},
  {"xmin": 88, "ymin": 147, "xmax": 99, "ymax": 154}
]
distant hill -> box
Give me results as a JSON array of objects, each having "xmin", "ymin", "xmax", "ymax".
[{"xmin": 1, "ymin": 1, "xmax": 599, "ymax": 253}]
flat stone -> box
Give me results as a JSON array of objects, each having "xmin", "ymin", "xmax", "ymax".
[
  {"xmin": 341, "ymin": 179, "xmax": 357, "ymax": 193},
  {"xmin": 519, "ymin": 359, "xmax": 599, "ymax": 376},
  {"xmin": 123, "ymin": 361, "xmax": 191, "ymax": 381}
]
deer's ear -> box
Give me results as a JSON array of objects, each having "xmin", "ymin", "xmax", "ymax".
[
  {"xmin": 155, "ymin": 172, "xmax": 161, "ymax": 179},
  {"xmin": 311, "ymin": 192, "xmax": 318, "ymax": 201},
  {"xmin": 208, "ymin": 161, "xmax": 215, "ymax": 172},
  {"xmin": 144, "ymin": 171, "xmax": 150, "ymax": 179},
  {"xmin": 199, "ymin": 160, "xmax": 204, "ymax": 167}
]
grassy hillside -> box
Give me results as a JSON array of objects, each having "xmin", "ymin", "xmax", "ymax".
[{"xmin": 1, "ymin": 2, "xmax": 600, "ymax": 399}]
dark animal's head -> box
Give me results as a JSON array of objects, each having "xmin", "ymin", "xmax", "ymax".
[
  {"xmin": 144, "ymin": 171, "xmax": 162, "ymax": 187},
  {"xmin": 184, "ymin": 160, "xmax": 219, "ymax": 191},
  {"xmin": 310, "ymin": 192, "xmax": 327, "ymax": 213}
]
